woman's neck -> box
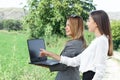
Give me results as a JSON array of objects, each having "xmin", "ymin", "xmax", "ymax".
[{"xmin": 94, "ymin": 29, "xmax": 102, "ymax": 37}]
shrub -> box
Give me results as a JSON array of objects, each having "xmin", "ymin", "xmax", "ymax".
[
  {"xmin": 2, "ymin": 19, "xmax": 22, "ymax": 31},
  {"xmin": 111, "ymin": 20, "xmax": 120, "ymax": 50},
  {"xmin": 0, "ymin": 21, "xmax": 3, "ymax": 29}
]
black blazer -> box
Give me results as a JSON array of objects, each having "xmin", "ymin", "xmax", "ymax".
[{"xmin": 49, "ymin": 39, "xmax": 85, "ymax": 80}]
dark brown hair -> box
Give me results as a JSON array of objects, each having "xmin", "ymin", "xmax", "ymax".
[{"xmin": 90, "ymin": 10, "xmax": 113, "ymax": 56}]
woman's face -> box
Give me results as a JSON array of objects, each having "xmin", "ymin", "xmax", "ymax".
[
  {"xmin": 87, "ymin": 16, "xmax": 97, "ymax": 32},
  {"xmin": 65, "ymin": 20, "xmax": 72, "ymax": 37}
]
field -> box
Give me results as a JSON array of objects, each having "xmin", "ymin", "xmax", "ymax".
[
  {"xmin": 0, "ymin": 30, "xmax": 94, "ymax": 80},
  {"xmin": 0, "ymin": 30, "xmax": 66, "ymax": 80}
]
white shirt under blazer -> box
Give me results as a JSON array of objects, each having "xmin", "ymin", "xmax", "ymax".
[{"xmin": 60, "ymin": 34, "xmax": 109, "ymax": 80}]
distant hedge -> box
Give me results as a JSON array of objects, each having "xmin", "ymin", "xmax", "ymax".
[
  {"xmin": 0, "ymin": 19, "xmax": 22, "ymax": 31},
  {"xmin": 111, "ymin": 20, "xmax": 120, "ymax": 50}
]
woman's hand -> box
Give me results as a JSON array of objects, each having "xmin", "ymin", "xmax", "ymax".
[
  {"xmin": 39, "ymin": 49, "xmax": 49, "ymax": 57},
  {"xmin": 40, "ymin": 49, "xmax": 61, "ymax": 61}
]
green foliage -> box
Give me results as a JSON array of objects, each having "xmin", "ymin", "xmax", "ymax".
[
  {"xmin": 0, "ymin": 30, "xmax": 67, "ymax": 80},
  {"xmin": 111, "ymin": 20, "xmax": 120, "ymax": 50},
  {"xmin": 23, "ymin": 0, "xmax": 95, "ymax": 38},
  {"xmin": 84, "ymin": 30, "xmax": 95, "ymax": 45},
  {"xmin": 0, "ymin": 21, "xmax": 3, "ymax": 29},
  {"xmin": 1, "ymin": 19, "xmax": 22, "ymax": 31}
]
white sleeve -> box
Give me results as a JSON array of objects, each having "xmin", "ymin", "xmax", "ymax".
[
  {"xmin": 92, "ymin": 39, "xmax": 108, "ymax": 80},
  {"xmin": 60, "ymin": 54, "xmax": 81, "ymax": 67}
]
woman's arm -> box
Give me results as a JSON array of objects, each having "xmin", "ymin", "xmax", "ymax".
[
  {"xmin": 40, "ymin": 48, "xmax": 81, "ymax": 67},
  {"xmin": 40, "ymin": 49, "xmax": 61, "ymax": 61},
  {"xmin": 40, "ymin": 40, "xmax": 84, "ymax": 67}
]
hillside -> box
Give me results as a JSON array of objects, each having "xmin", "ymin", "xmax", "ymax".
[
  {"xmin": 0, "ymin": 8, "xmax": 120, "ymax": 20},
  {"xmin": 0, "ymin": 8, "xmax": 26, "ymax": 20}
]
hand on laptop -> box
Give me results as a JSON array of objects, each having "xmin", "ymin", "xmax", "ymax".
[
  {"xmin": 40, "ymin": 49, "xmax": 49, "ymax": 57},
  {"xmin": 40, "ymin": 49, "xmax": 61, "ymax": 61}
]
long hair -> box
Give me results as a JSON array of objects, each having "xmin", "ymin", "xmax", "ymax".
[
  {"xmin": 67, "ymin": 15, "xmax": 86, "ymax": 48},
  {"xmin": 90, "ymin": 10, "xmax": 113, "ymax": 56}
]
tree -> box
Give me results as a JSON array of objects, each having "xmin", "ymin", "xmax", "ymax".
[{"xmin": 23, "ymin": 0, "xmax": 95, "ymax": 38}]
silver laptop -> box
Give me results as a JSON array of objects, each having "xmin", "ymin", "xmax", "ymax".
[{"xmin": 27, "ymin": 39, "xmax": 59, "ymax": 66}]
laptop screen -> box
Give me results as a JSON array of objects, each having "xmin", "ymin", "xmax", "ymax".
[{"xmin": 27, "ymin": 39, "xmax": 47, "ymax": 62}]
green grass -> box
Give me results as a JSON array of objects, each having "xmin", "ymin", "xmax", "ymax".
[
  {"xmin": 1, "ymin": 27, "xmax": 119, "ymax": 80},
  {"xmin": 0, "ymin": 30, "xmax": 66, "ymax": 80},
  {"xmin": 0, "ymin": 30, "xmax": 94, "ymax": 80}
]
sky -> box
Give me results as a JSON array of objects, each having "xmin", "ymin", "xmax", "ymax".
[
  {"xmin": 93, "ymin": 0, "xmax": 120, "ymax": 12},
  {"xmin": 0, "ymin": 0, "xmax": 120, "ymax": 12}
]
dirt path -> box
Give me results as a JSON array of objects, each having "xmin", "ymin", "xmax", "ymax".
[{"xmin": 103, "ymin": 51, "xmax": 120, "ymax": 80}]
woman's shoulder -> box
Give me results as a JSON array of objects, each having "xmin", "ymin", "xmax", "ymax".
[
  {"xmin": 92, "ymin": 34, "xmax": 108, "ymax": 46},
  {"xmin": 95, "ymin": 34, "xmax": 108, "ymax": 42},
  {"xmin": 68, "ymin": 39, "xmax": 82, "ymax": 43},
  {"xmin": 66, "ymin": 39, "xmax": 83, "ymax": 46}
]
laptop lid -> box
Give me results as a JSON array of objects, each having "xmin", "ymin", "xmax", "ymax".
[{"xmin": 27, "ymin": 39, "xmax": 47, "ymax": 62}]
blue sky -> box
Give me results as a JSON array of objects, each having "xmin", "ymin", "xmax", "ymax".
[{"xmin": 0, "ymin": 0, "xmax": 120, "ymax": 12}]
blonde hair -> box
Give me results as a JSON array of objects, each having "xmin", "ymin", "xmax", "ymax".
[{"xmin": 68, "ymin": 16, "xmax": 86, "ymax": 47}]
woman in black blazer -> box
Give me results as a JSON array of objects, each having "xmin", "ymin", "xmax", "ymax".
[{"xmin": 40, "ymin": 15, "xmax": 86, "ymax": 80}]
